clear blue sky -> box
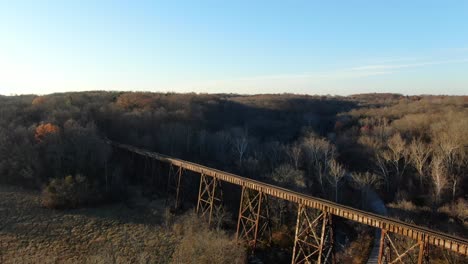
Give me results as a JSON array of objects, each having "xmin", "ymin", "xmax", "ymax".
[{"xmin": 1, "ymin": 1, "xmax": 467, "ymax": 95}]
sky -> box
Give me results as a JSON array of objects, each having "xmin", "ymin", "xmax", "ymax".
[{"xmin": 0, "ymin": 1, "xmax": 467, "ymax": 96}]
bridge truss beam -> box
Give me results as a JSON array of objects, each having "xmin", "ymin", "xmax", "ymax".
[
  {"xmin": 196, "ymin": 173, "xmax": 223, "ymax": 225},
  {"xmin": 292, "ymin": 205, "xmax": 335, "ymax": 264},
  {"xmin": 378, "ymin": 229, "xmax": 429, "ymax": 264},
  {"xmin": 236, "ymin": 187, "xmax": 271, "ymax": 249},
  {"xmin": 167, "ymin": 165, "xmax": 183, "ymax": 210}
]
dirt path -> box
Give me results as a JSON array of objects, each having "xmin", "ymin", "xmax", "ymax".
[{"xmin": 0, "ymin": 185, "xmax": 176, "ymax": 264}]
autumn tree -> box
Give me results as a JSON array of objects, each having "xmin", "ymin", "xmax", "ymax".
[{"xmin": 35, "ymin": 123, "xmax": 60, "ymax": 142}]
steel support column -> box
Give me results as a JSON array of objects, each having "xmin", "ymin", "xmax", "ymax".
[
  {"xmin": 291, "ymin": 205, "xmax": 334, "ymax": 264},
  {"xmin": 167, "ymin": 164, "xmax": 183, "ymax": 210},
  {"xmin": 378, "ymin": 230, "xmax": 429, "ymax": 264},
  {"xmin": 236, "ymin": 187, "xmax": 271, "ymax": 249},
  {"xmin": 196, "ymin": 173, "xmax": 223, "ymax": 225}
]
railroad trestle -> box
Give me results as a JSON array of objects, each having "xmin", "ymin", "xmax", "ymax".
[{"xmin": 109, "ymin": 140, "xmax": 468, "ymax": 263}]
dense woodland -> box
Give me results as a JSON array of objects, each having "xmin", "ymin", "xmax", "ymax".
[{"xmin": 0, "ymin": 92, "xmax": 467, "ymax": 262}]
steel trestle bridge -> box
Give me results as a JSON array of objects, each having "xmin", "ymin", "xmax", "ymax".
[{"xmin": 109, "ymin": 140, "xmax": 468, "ymax": 264}]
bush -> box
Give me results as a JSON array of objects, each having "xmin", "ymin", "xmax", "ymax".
[
  {"xmin": 170, "ymin": 211, "xmax": 246, "ymax": 264},
  {"xmin": 438, "ymin": 199, "xmax": 468, "ymax": 226},
  {"xmin": 41, "ymin": 174, "xmax": 97, "ymax": 209},
  {"xmin": 336, "ymin": 230, "xmax": 373, "ymax": 264}
]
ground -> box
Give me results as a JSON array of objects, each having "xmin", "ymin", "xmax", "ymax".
[{"xmin": 0, "ymin": 185, "xmax": 176, "ymax": 264}]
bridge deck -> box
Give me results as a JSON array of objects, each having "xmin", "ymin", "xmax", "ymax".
[{"xmin": 111, "ymin": 141, "xmax": 468, "ymax": 256}]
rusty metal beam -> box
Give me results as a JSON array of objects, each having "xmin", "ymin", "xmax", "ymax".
[
  {"xmin": 378, "ymin": 231, "xmax": 429, "ymax": 264},
  {"xmin": 196, "ymin": 173, "xmax": 223, "ymax": 225},
  {"xmin": 166, "ymin": 164, "xmax": 183, "ymax": 210},
  {"xmin": 108, "ymin": 140, "xmax": 468, "ymax": 257},
  {"xmin": 292, "ymin": 205, "xmax": 334, "ymax": 264},
  {"xmin": 236, "ymin": 187, "xmax": 271, "ymax": 249}
]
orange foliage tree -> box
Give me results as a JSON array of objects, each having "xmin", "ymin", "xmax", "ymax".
[
  {"xmin": 35, "ymin": 123, "xmax": 60, "ymax": 142},
  {"xmin": 115, "ymin": 93, "xmax": 156, "ymax": 109},
  {"xmin": 32, "ymin": 96, "xmax": 47, "ymax": 105}
]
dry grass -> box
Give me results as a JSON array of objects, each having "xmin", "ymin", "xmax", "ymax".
[
  {"xmin": 387, "ymin": 199, "xmax": 431, "ymax": 212},
  {"xmin": 0, "ymin": 185, "xmax": 247, "ymax": 264},
  {"xmin": 0, "ymin": 185, "xmax": 177, "ymax": 263},
  {"xmin": 438, "ymin": 199, "xmax": 468, "ymax": 228},
  {"xmin": 170, "ymin": 211, "xmax": 246, "ymax": 264}
]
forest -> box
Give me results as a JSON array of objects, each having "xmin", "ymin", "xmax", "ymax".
[{"xmin": 0, "ymin": 92, "xmax": 466, "ymax": 263}]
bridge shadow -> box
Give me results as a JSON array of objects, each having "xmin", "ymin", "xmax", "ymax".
[{"xmin": 102, "ymin": 94, "xmax": 359, "ymax": 164}]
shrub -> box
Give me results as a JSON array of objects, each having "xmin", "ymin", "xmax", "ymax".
[
  {"xmin": 271, "ymin": 227, "xmax": 293, "ymax": 249},
  {"xmin": 336, "ymin": 231, "xmax": 373, "ymax": 264},
  {"xmin": 438, "ymin": 199, "xmax": 468, "ymax": 226},
  {"xmin": 41, "ymin": 174, "xmax": 96, "ymax": 209},
  {"xmin": 170, "ymin": 211, "xmax": 246, "ymax": 264}
]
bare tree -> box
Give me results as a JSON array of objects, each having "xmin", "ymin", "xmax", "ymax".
[
  {"xmin": 381, "ymin": 133, "xmax": 410, "ymax": 190},
  {"xmin": 231, "ymin": 127, "xmax": 249, "ymax": 167},
  {"xmin": 375, "ymin": 117, "xmax": 392, "ymax": 143},
  {"xmin": 409, "ymin": 138, "xmax": 432, "ymax": 187},
  {"xmin": 375, "ymin": 151, "xmax": 390, "ymax": 192},
  {"xmin": 271, "ymin": 164, "xmax": 306, "ymax": 189},
  {"xmin": 286, "ymin": 142, "xmax": 302, "ymax": 170},
  {"xmin": 434, "ymin": 131, "xmax": 466, "ymax": 202},
  {"xmin": 197, "ymin": 129, "xmax": 207, "ymax": 158},
  {"xmin": 271, "ymin": 164, "xmax": 306, "ymax": 225},
  {"xmin": 359, "ymin": 135, "xmax": 392, "ymax": 192},
  {"xmin": 301, "ymin": 136, "xmax": 336, "ymax": 192},
  {"xmin": 213, "ymin": 130, "xmax": 231, "ymax": 164},
  {"xmin": 265, "ymin": 141, "xmax": 286, "ymax": 171},
  {"xmin": 430, "ymin": 154, "xmax": 448, "ymax": 206},
  {"xmin": 327, "ymin": 159, "xmax": 345, "ymax": 202},
  {"xmin": 351, "ymin": 171, "xmax": 382, "ymax": 208}
]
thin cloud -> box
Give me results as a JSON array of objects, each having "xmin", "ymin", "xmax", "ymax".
[
  {"xmin": 172, "ymin": 56, "xmax": 468, "ymax": 94},
  {"xmin": 351, "ymin": 58, "xmax": 468, "ymax": 71},
  {"xmin": 359, "ymin": 57, "xmax": 420, "ymax": 64},
  {"xmin": 443, "ymin": 47, "xmax": 468, "ymax": 52},
  {"xmin": 187, "ymin": 69, "xmax": 392, "ymax": 86},
  {"xmin": 171, "ymin": 68, "xmax": 393, "ymax": 95}
]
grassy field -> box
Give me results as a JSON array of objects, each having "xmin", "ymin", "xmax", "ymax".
[{"xmin": 0, "ymin": 185, "xmax": 177, "ymax": 264}]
